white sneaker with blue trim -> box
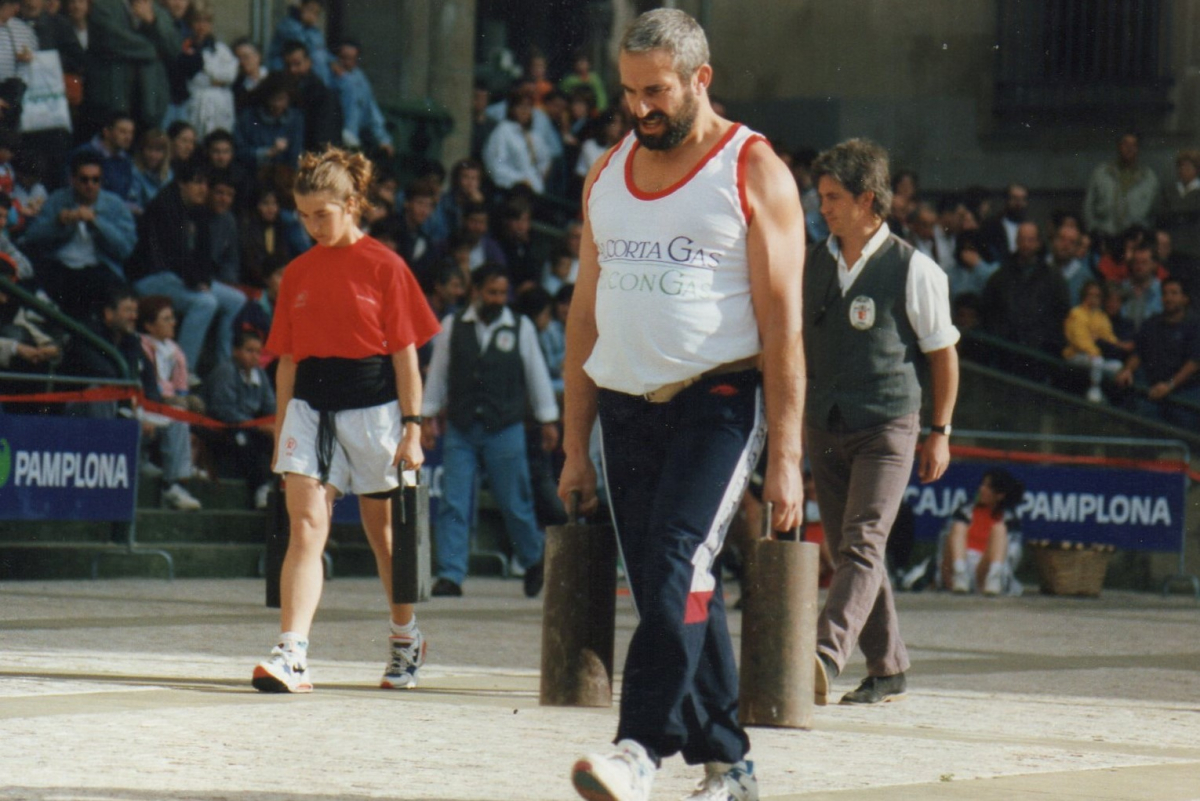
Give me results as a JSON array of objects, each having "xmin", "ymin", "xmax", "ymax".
[
  {"xmin": 252, "ymin": 644, "xmax": 312, "ymax": 693},
  {"xmin": 380, "ymin": 629, "xmax": 427, "ymax": 689},
  {"xmin": 571, "ymin": 739, "xmax": 655, "ymax": 801},
  {"xmin": 684, "ymin": 760, "xmax": 758, "ymax": 801}
]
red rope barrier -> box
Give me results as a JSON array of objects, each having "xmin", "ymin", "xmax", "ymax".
[
  {"xmin": 937, "ymin": 442, "xmax": 1200, "ymax": 484},
  {"xmin": 0, "ymin": 387, "xmax": 275, "ymax": 430}
]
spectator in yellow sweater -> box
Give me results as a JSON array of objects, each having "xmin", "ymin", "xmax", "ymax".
[{"xmin": 1063, "ymin": 279, "xmax": 1131, "ymax": 402}]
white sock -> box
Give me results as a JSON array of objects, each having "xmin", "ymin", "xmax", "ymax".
[
  {"xmin": 279, "ymin": 631, "xmax": 308, "ymax": 652},
  {"xmin": 953, "ymin": 559, "xmax": 967, "ymax": 574},
  {"xmin": 391, "ymin": 617, "xmax": 418, "ymax": 639}
]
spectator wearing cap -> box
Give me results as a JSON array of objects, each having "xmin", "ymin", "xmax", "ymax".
[{"xmin": 21, "ymin": 150, "xmax": 136, "ymax": 319}]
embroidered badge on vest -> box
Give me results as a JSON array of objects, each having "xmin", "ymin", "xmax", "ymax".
[{"xmin": 849, "ymin": 295, "xmax": 876, "ymax": 330}]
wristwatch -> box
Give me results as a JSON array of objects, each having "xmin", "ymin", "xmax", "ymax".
[
  {"xmin": 401, "ymin": 415, "xmax": 424, "ymax": 426},
  {"xmin": 930, "ymin": 424, "xmax": 952, "ymax": 436}
]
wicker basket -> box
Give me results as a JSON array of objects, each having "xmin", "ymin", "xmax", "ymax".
[{"xmin": 1028, "ymin": 540, "xmax": 1114, "ymax": 597}]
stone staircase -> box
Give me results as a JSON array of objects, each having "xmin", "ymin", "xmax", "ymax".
[
  {"xmin": 0, "ymin": 476, "xmax": 377, "ymax": 581},
  {"xmin": 0, "ymin": 474, "xmax": 514, "ymax": 581}
]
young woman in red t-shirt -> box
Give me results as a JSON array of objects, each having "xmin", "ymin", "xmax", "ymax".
[
  {"xmin": 252, "ymin": 147, "xmax": 440, "ymax": 693},
  {"xmin": 940, "ymin": 468, "xmax": 1025, "ymax": 596}
]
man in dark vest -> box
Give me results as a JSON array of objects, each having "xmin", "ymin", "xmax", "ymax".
[
  {"xmin": 806, "ymin": 139, "xmax": 960, "ymax": 705},
  {"xmin": 420, "ymin": 262, "xmax": 559, "ymax": 598}
]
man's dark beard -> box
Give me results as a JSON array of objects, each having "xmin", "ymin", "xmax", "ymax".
[
  {"xmin": 478, "ymin": 302, "xmax": 505, "ymax": 323},
  {"xmin": 633, "ymin": 92, "xmax": 698, "ymax": 151}
]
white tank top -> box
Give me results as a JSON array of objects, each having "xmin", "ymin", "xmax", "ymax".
[{"xmin": 584, "ymin": 124, "xmax": 765, "ymax": 395}]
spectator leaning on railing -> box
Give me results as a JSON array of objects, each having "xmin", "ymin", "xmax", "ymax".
[{"xmin": 1115, "ymin": 276, "xmax": 1200, "ymax": 428}]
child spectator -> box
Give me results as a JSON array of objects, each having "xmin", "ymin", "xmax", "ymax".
[
  {"xmin": 137, "ymin": 294, "xmax": 201, "ymax": 411},
  {"xmin": 128, "ymin": 128, "xmax": 173, "ymax": 215},
  {"xmin": 1063, "ymin": 279, "xmax": 1128, "ymax": 403},
  {"xmin": 940, "ymin": 468, "xmax": 1025, "ymax": 596},
  {"xmin": 203, "ymin": 329, "xmax": 276, "ymax": 509},
  {"xmin": 182, "ymin": 1, "xmax": 238, "ymax": 137},
  {"xmin": 135, "ymin": 293, "xmax": 203, "ymax": 511}
]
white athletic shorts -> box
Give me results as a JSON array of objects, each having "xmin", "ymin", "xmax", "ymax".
[{"xmin": 274, "ymin": 398, "xmax": 401, "ymax": 496}]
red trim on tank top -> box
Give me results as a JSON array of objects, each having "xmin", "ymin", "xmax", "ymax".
[
  {"xmin": 624, "ymin": 123, "xmax": 744, "ymax": 201},
  {"xmin": 585, "ymin": 134, "xmax": 628, "ymax": 209},
  {"xmin": 737, "ymin": 133, "xmax": 768, "ymax": 224}
]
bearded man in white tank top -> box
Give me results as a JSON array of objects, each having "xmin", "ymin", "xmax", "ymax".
[{"xmin": 558, "ymin": 10, "xmax": 805, "ymax": 801}]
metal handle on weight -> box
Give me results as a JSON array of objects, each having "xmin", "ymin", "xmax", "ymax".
[{"xmin": 761, "ymin": 501, "xmax": 802, "ymax": 541}]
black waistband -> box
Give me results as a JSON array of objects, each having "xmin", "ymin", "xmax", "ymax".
[{"xmin": 294, "ymin": 356, "xmax": 396, "ymax": 412}]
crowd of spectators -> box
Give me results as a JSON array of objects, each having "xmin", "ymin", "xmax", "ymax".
[
  {"xmin": 1, "ymin": 2, "xmax": 1197, "ymax": 526},
  {"xmin": 860, "ymin": 130, "xmax": 1200, "ymax": 428}
]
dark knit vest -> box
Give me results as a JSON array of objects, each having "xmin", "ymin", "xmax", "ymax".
[
  {"xmin": 803, "ymin": 234, "xmax": 924, "ymax": 431},
  {"xmin": 447, "ymin": 311, "xmax": 526, "ymax": 433}
]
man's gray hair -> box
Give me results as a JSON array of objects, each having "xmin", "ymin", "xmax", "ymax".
[
  {"xmin": 620, "ymin": 8, "xmax": 710, "ymax": 78},
  {"xmin": 811, "ymin": 139, "xmax": 893, "ymax": 220}
]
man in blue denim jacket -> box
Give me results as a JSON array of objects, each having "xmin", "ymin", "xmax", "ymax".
[{"xmin": 21, "ymin": 151, "xmax": 136, "ymax": 320}]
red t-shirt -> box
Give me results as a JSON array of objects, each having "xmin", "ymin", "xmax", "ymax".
[
  {"xmin": 267, "ymin": 236, "xmax": 440, "ymax": 361},
  {"xmin": 965, "ymin": 504, "xmax": 997, "ymax": 553}
]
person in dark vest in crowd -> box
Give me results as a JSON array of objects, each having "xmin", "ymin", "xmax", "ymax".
[
  {"xmin": 806, "ymin": 138, "xmax": 959, "ymax": 706},
  {"xmin": 420, "ymin": 262, "xmax": 559, "ymax": 599}
]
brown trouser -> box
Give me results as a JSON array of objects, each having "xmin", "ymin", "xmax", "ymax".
[{"xmin": 806, "ymin": 411, "xmax": 918, "ymax": 678}]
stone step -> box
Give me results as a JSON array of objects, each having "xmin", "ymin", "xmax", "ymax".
[
  {"xmin": 0, "ymin": 541, "xmax": 384, "ymax": 581},
  {"xmin": 137, "ymin": 475, "xmax": 258, "ymax": 511}
]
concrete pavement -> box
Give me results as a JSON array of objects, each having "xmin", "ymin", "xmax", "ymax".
[{"xmin": 1, "ymin": 577, "xmax": 1199, "ymax": 800}]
